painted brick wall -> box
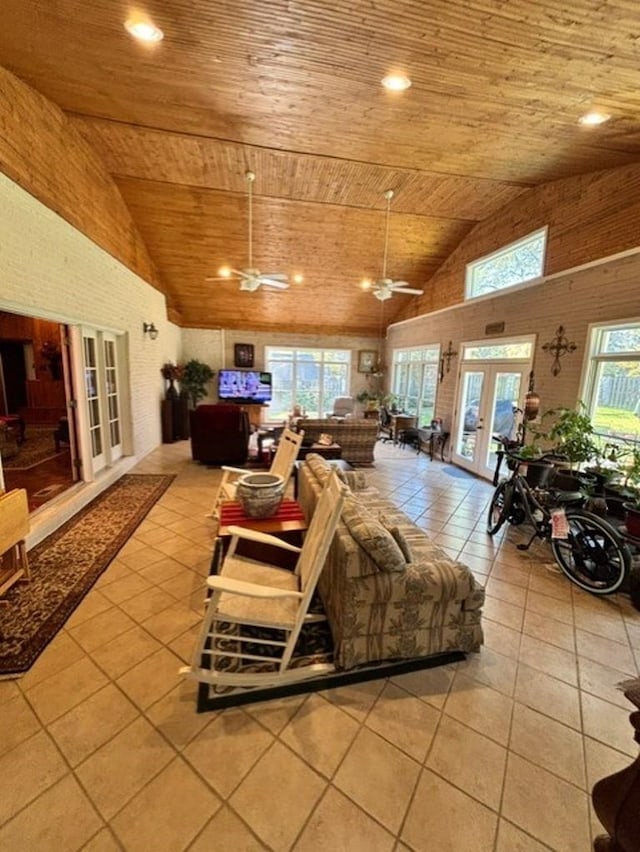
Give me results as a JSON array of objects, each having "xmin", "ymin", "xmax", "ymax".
[
  {"xmin": 0, "ymin": 173, "xmax": 181, "ymax": 461},
  {"xmin": 387, "ymin": 251, "xmax": 640, "ymax": 431}
]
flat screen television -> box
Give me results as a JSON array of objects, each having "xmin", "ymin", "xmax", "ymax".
[{"xmin": 218, "ymin": 369, "xmax": 272, "ymax": 404}]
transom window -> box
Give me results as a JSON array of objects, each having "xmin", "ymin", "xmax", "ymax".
[
  {"xmin": 265, "ymin": 347, "xmax": 350, "ymax": 420},
  {"xmin": 391, "ymin": 346, "xmax": 440, "ymax": 425},
  {"xmin": 582, "ymin": 320, "xmax": 640, "ymax": 443},
  {"xmin": 462, "ymin": 341, "xmax": 533, "ymax": 360},
  {"xmin": 465, "ymin": 228, "xmax": 547, "ymax": 300}
]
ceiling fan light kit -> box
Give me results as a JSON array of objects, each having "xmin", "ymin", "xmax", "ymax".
[
  {"xmin": 207, "ymin": 170, "xmax": 290, "ymax": 293},
  {"xmin": 367, "ymin": 189, "xmax": 424, "ymax": 302}
]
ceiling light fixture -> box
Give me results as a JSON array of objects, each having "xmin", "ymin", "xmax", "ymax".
[
  {"xmin": 381, "ymin": 74, "xmax": 412, "ymax": 92},
  {"xmin": 217, "ymin": 266, "xmax": 232, "ymax": 278},
  {"xmin": 293, "ymin": 273, "xmax": 304, "ymax": 284},
  {"xmin": 361, "ymin": 278, "xmax": 372, "ymax": 290},
  {"xmin": 579, "ymin": 111, "xmax": 610, "ymax": 126},
  {"xmin": 124, "ymin": 18, "xmax": 164, "ymax": 42}
]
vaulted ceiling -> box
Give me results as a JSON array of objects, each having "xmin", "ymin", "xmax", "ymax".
[{"xmin": 2, "ymin": 1, "xmax": 640, "ymax": 335}]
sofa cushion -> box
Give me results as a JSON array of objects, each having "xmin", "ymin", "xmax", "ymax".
[
  {"xmin": 380, "ymin": 517, "xmax": 413, "ymax": 564},
  {"xmin": 341, "ymin": 495, "xmax": 406, "ymax": 573},
  {"xmin": 305, "ymin": 453, "xmax": 331, "ymax": 484}
]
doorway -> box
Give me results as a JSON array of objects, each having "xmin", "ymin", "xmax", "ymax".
[
  {"xmin": 0, "ymin": 311, "xmax": 76, "ymax": 511},
  {"xmin": 452, "ymin": 338, "xmax": 534, "ymax": 480}
]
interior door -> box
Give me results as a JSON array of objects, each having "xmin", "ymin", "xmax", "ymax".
[{"xmin": 453, "ymin": 363, "xmax": 528, "ymax": 479}]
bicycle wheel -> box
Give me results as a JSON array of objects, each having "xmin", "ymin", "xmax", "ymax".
[
  {"xmin": 550, "ymin": 510, "xmax": 632, "ymax": 594},
  {"xmin": 487, "ymin": 481, "xmax": 510, "ymax": 535}
]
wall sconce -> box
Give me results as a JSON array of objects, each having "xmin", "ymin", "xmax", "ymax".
[{"xmin": 143, "ymin": 322, "xmax": 159, "ymax": 340}]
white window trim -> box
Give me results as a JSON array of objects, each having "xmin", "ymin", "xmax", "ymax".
[
  {"xmin": 464, "ymin": 226, "xmax": 548, "ymax": 301},
  {"xmin": 579, "ymin": 317, "xmax": 640, "ymax": 426}
]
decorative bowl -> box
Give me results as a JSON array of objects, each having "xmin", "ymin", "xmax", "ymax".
[{"xmin": 236, "ymin": 473, "xmax": 285, "ymax": 518}]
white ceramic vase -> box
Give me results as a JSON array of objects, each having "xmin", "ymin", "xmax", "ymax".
[{"xmin": 236, "ymin": 473, "xmax": 285, "ymax": 518}]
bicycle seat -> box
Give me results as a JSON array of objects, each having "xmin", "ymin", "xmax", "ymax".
[{"xmin": 552, "ymin": 490, "xmax": 585, "ymax": 506}]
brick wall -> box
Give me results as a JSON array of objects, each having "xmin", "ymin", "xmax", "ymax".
[{"xmin": 387, "ymin": 250, "xmax": 640, "ymax": 429}]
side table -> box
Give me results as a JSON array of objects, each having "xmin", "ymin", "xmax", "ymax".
[
  {"xmin": 298, "ymin": 442, "xmax": 342, "ymax": 461},
  {"xmin": 417, "ymin": 428, "xmax": 450, "ymax": 461},
  {"xmin": 211, "ymin": 498, "xmax": 308, "ymax": 573}
]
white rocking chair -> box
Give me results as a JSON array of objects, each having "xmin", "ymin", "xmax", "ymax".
[
  {"xmin": 208, "ymin": 427, "xmax": 304, "ymax": 518},
  {"xmin": 182, "ymin": 470, "xmax": 347, "ymax": 691}
]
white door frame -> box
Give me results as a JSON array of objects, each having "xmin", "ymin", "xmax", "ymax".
[{"xmin": 452, "ymin": 336, "xmax": 535, "ymax": 480}]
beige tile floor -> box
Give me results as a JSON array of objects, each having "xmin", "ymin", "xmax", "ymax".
[{"xmin": 1, "ymin": 441, "xmax": 639, "ymax": 851}]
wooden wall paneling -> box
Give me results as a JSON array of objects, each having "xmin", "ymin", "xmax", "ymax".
[
  {"xmin": 0, "ymin": 68, "xmax": 166, "ymax": 300},
  {"xmin": 396, "ymin": 163, "xmax": 640, "ymax": 323}
]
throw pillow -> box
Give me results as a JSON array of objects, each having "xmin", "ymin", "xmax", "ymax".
[
  {"xmin": 334, "ymin": 468, "xmax": 368, "ymax": 491},
  {"xmin": 380, "ymin": 516, "xmax": 413, "ymax": 564},
  {"xmin": 342, "ymin": 495, "xmax": 406, "ymax": 573},
  {"xmin": 305, "ymin": 453, "xmax": 331, "ymax": 484}
]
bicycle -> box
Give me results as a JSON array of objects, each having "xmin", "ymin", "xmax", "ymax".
[{"xmin": 487, "ymin": 437, "xmax": 633, "ymax": 595}]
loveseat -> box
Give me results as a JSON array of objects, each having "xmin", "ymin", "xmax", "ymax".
[
  {"xmin": 298, "ymin": 454, "xmax": 484, "ymax": 670},
  {"xmin": 295, "ymin": 417, "xmax": 378, "ymax": 466}
]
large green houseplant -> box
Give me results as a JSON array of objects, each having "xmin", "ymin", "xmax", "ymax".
[
  {"xmin": 533, "ymin": 403, "xmax": 597, "ymax": 470},
  {"xmin": 180, "ymin": 359, "xmax": 214, "ymax": 408}
]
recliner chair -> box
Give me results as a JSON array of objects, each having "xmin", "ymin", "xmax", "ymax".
[
  {"xmin": 189, "ymin": 404, "xmax": 250, "ymax": 465},
  {"xmin": 328, "ymin": 396, "xmax": 355, "ymax": 418}
]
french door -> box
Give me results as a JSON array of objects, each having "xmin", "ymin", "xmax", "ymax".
[
  {"xmin": 453, "ymin": 359, "xmax": 531, "ymax": 480},
  {"xmin": 79, "ymin": 328, "xmax": 124, "ymax": 476}
]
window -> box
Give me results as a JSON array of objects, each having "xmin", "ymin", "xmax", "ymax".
[
  {"xmin": 582, "ymin": 320, "xmax": 640, "ymax": 443},
  {"xmin": 391, "ymin": 346, "xmax": 440, "ymax": 425},
  {"xmin": 465, "ymin": 228, "xmax": 547, "ymax": 300},
  {"xmin": 265, "ymin": 347, "xmax": 350, "ymax": 420}
]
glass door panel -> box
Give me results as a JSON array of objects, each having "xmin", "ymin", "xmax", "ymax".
[
  {"xmin": 455, "ymin": 370, "xmax": 484, "ymax": 465},
  {"xmin": 484, "ymin": 371, "xmax": 522, "ymax": 479},
  {"xmin": 83, "ymin": 332, "xmax": 105, "ymax": 472},
  {"xmin": 103, "ymin": 335, "xmax": 122, "ymax": 461}
]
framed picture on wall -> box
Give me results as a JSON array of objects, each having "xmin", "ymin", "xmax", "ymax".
[
  {"xmin": 234, "ymin": 343, "xmax": 255, "ymax": 368},
  {"xmin": 358, "ymin": 350, "xmax": 377, "ymax": 373}
]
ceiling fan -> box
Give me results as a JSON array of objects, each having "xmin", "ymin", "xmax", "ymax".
[
  {"xmin": 206, "ymin": 171, "xmax": 289, "ymax": 293},
  {"xmin": 363, "ymin": 189, "xmax": 424, "ymax": 301}
]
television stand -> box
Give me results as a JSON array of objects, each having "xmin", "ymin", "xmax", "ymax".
[{"xmin": 237, "ymin": 404, "xmax": 268, "ymax": 428}]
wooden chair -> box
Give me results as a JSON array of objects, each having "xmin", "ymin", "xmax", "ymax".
[
  {"xmin": 0, "ymin": 488, "xmax": 30, "ymax": 601},
  {"xmin": 208, "ymin": 427, "xmax": 304, "ymax": 518},
  {"xmin": 183, "ymin": 470, "xmax": 347, "ymax": 690}
]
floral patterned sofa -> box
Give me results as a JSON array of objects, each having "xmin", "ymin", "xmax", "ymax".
[{"xmin": 298, "ymin": 454, "xmax": 484, "ymax": 670}]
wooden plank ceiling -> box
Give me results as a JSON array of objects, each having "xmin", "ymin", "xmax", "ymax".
[{"xmin": 2, "ymin": 0, "xmax": 640, "ymax": 335}]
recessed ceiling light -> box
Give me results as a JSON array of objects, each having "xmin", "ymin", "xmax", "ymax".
[
  {"xmin": 361, "ymin": 278, "xmax": 372, "ymax": 290},
  {"xmin": 217, "ymin": 266, "xmax": 232, "ymax": 278},
  {"xmin": 293, "ymin": 273, "xmax": 304, "ymax": 284},
  {"xmin": 381, "ymin": 74, "xmax": 412, "ymax": 92},
  {"xmin": 124, "ymin": 18, "xmax": 164, "ymax": 42},
  {"xmin": 579, "ymin": 111, "xmax": 610, "ymax": 126}
]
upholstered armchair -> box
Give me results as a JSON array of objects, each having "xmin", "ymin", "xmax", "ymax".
[
  {"xmin": 328, "ymin": 396, "xmax": 355, "ymax": 418},
  {"xmin": 189, "ymin": 404, "xmax": 250, "ymax": 465}
]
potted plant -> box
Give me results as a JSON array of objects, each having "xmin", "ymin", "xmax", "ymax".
[
  {"xmin": 531, "ymin": 403, "xmax": 598, "ymax": 490},
  {"xmin": 180, "ymin": 359, "xmax": 214, "ymax": 408},
  {"xmin": 622, "ymin": 447, "xmax": 640, "ymax": 537}
]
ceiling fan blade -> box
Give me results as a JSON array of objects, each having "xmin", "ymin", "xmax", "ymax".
[
  {"xmin": 260, "ymin": 272, "xmax": 288, "ymax": 281},
  {"xmin": 205, "ymin": 275, "xmax": 239, "ymax": 282},
  {"xmin": 392, "ymin": 286, "xmax": 424, "ymax": 295},
  {"xmin": 259, "ymin": 278, "xmax": 290, "ymax": 289}
]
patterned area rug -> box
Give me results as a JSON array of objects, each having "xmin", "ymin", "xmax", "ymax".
[
  {"xmin": 0, "ymin": 474, "xmax": 174, "ymax": 676},
  {"xmin": 1, "ymin": 425, "xmax": 64, "ymax": 470}
]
